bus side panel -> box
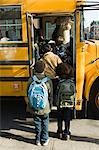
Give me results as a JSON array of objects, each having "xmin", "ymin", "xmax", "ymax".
[
  {"xmin": 0, "ymin": 46, "xmax": 30, "ymax": 96},
  {"xmin": 0, "ymin": 65, "xmax": 29, "ymax": 77},
  {"xmin": 0, "ymin": 47, "xmax": 28, "ymax": 61},
  {"xmin": 0, "ymin": 81, "xmax": 28, "ymax": 96}
]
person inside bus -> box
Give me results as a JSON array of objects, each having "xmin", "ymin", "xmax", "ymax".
[
  {"xmin": 8, "ymin": 28, "xmax": 18, "ymax": 41},
  {"xmin": 55, "ymin": 36, "xmax": 67, "ymax": 62},
  {"xmin": 0, "ymin": 31, "xmax": 10, "ymax": 41},
  {"xmin": 52, "ymin": 17, "xmax": 72, "ymax": 48},
  {"xmin": 52, "ymin": 17, "xmax": 63, "ymax": 45},
  {"xmin": 48, "ymin": 40, "xmax": 57, "ymax": 54},
  {"xmin": 41, "ymin": 43, "xmax": 62, "ymax": 103},
  {"xmin": 62, "ymin": 18, "xmax": 72, "ymax": 48},
  {"xmin": 52, "ymin": 17, "xmax": 73, "ymax": 65},
  {"xmin": 56, "ymin": 35, "xmax": 73, "ymax": 65}
]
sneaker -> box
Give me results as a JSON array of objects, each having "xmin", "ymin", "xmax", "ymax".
[
  {"xmin": 68, "ymin": 131, "xmax": 71, "ymax": 136},
  {"xmin": 42, "ymin": 139, "xmax": 49, "ymax": 146},
  {"xmin": 67, "ymin": 134, "xmax": 71, "ymax": 140},
  {"xmin": 62, "ymin": 133, "xmax": 71, "ymax": 140},
  {"xmin": 36, "ymin": 141, "xmax": 41, "ymax": 146},
  {"xmin": 67, "ymin": 131, "xmax": 71, "ymax": 140}
]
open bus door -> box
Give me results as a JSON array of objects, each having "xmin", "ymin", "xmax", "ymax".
[
  {"xmin": 24, "ymin": 13, "xmax": 36, "ymax": 105},
  {"xmin": 26, "ymin": 12, "xmax": 35, "ymax": 76}
]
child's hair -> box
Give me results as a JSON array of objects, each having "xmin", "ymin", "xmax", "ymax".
[
  {"xmin": 43, "ymin": 43, "xmax": 52, "ymax": 53},
  {"xmin": 34, "ymin": 60, "xmax": 45, "ymax": 73},
  {"xmin": 56, "ymin": 62, "xmax": 74, "ymax": 79},
  {"xmin": 57, "ymin": 36, "xmax": 64, "ymax": 45}
]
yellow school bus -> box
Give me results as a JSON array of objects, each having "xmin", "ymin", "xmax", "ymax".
[{"xmin": 0, "ymin": 0, "xmax": 99, "ymax": 119}]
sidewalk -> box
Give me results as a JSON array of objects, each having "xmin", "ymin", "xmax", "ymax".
[{"xmin": 0, "ymin": 113, "xmax": 99, "ymax": 150}]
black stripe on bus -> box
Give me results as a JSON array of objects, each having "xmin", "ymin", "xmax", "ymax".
[
  {"xmin": 0, "ymin": 61, "xmax": 30, "ymax": 65},
  {"xmin": 0, "ymin": 77, "xmax": 29, "ymax": 81},
  {"xmin": 0, "ymin": 43, "xmax": 28, "ymax": 47}
]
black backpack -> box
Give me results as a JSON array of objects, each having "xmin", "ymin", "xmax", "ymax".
[{"xmin": 56, "ymin": 78, "xmax": 75, "ymax": 108}]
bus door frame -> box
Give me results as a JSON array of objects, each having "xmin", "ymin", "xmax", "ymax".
[{"xmin": 26, "ymin": 12, "xmax": 35, "ymax": 75}]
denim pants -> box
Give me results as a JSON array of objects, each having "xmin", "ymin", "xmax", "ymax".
[{"xmin": 34, "ymin": 114, "xmax": 49, "ymax": 142}]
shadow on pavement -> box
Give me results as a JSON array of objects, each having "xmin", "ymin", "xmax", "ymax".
[
  {"xmin": 0, "ymin": 97, "xmax": 27, "ymax": 130},
  {"xmin": 0, "ymin": 131, "xmax": 35, "ymax": 145},
  {"xmin": 71, "ymin": 135, "xmax": 99, "ymax": 145},
  {"xmin": 0, "ymin": 131, "xmax": 99, "ymax": 145}
]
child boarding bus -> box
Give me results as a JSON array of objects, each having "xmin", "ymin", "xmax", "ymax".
[{"xmin": 0, "ymin": 0, "xmax": 99, "ymax": 119}]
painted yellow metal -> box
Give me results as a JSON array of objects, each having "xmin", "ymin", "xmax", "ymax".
[
  {"xmin": 75, "ymin": 43, "xmax": 85, "ymax": 110},
  {"xmin": 0, "ymin": 0, "xmax": 83, "ymax": 11},
  {"xmin": 0, "ymin": 0, "xmax": 19, "ymax": 5},
  {"xmin": 0, "ymin": 47, "xmax": 28, "ymax": 60},
  {"xmin": 0, "ymin": 65, "xmax": 29, "ymax": 77},
  {"xmin": 84, "ymin": 65, "xmax": 98, "ymax": 100},
  {"xmin": 24, "ymin": 0, "xmax": 76, "ymax": 13},
  {"xmin": 84, "ymin": 41, "xmax": 99, "ymax": 100},
  {"xmin": 74, "ymin": 10, "xmax": 85, "ymax": 110},
  {"xmin": 0, "ymin": 81, "xmax": 28, "ymax": 96}
]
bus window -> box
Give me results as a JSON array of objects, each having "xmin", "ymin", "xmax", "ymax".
[
  {"xmin": 0, "ymin": 6, "xmax": 22, "ymax": 42},
  {"xmin": 45, "ymin": 22, "xmax": 56, "ymax": 40}
]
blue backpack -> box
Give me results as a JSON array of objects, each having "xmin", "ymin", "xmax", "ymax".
[{"xmin": 28, "ymin": 75, "xmax": 49, "ymax": 110}]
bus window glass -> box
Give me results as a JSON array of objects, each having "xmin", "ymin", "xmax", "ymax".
[
  {"xmin": 45, "ymin": 22, "xmax": 56, "ymax": 40},
  {"xmin": 0, "ymin": 6, "xmax": 22, "ymax": 42}
]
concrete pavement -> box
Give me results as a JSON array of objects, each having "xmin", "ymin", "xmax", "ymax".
[{"xmin": 0, "ymin": 112, "xmax": 99, "ymax": 150}]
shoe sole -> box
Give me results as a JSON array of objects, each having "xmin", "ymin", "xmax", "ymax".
[{"xmin": 42, "ymin": 139, "xmax": 49, "ymax": 146}]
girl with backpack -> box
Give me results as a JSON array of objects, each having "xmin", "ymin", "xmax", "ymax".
[{"xmin": 55, "ymin": 63, "xmax": 75, "ymax": 140}]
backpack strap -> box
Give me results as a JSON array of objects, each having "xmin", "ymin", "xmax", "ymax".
[
  {"xmin": 32, "ymin": 75, "xmax": 40, "ymax": 82},
  {"xmin": 32, "ymin": 75, "xmax": 37, "ymax": 81},
  {"xmin": 41, "ymin": 77, "xmax": 49, "ymax": 83},
  {"xmin": 67, "ymin": 78, "xmax": 76, "ymax": 93}
]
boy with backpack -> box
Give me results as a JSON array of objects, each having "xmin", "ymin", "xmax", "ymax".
[
  {"xmin": 55, "ymin": 63, "xmax": 75, "ymax": 140},
  {"xmin": 27, "ymin": 60, "xmax": 53, "ymax": 146}
]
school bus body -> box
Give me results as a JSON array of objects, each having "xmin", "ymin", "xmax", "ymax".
[
  {"xmin": 0, "ymin": 0, "xmax": 99, "ymax": 118},
  {"xmin": 0, "ymin": 0, "xmax": 82, "ymax": 97}
]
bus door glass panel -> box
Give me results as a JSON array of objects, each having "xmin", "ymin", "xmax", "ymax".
[
  {"xmin": 0, "ymin": 6, "xmax": 22, "ymax": 42},
  {"xmin": 80, "ymin": 10, "xmax": 84, "ymax": 42},
  {"xmin": 73, "ymin": 12, "xmax": 76, "ymax": 67},
  {"xmin": 45, "ymin": 21, "xmax": 56, "ymax": 40},
  {"xmin": 26, "ymin": 13, "xmax": 35, "ymax": 67}
]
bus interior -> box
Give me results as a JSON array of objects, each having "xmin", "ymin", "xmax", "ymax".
[{"xmin": 31, "ymin": 13, "xmax": 76, "ymax": 68}]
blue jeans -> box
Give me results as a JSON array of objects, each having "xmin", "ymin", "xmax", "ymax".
[{"xmin": 34, "ymin": 114, "xmax": 49, "ymax": 142}]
